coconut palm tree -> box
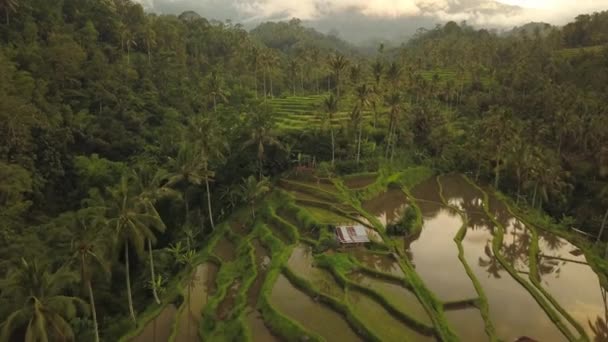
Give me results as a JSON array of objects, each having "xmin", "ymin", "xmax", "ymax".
[
  {"xmin": 372, "ymin": 60, "xmax": 384, "ymax": 88},
  {"xmin": 349, "ymin": 64, "xmax": 362, "ymax": 87},
  {"xmin": 206, "ymin": 71, "xmax": 229, "ymax": 113},
  {"xmin": 323, "ymin": 94, "xmax": 339, "ymax": 166},
  {"xmin": 250, "ymin": 46, "xmax": 261, "ymax": 98},
  {"xmin": 288, "ymin": 58, "xmax": 298, "ymax": 96},
  {"xmin": 133, "ymin": 167, "xmax": 180, "ymax": 305},
  {"xmin": 352, "ymin": 84, "xmax": 372, "ymax": 163},
  {"xmin": 105, "ymin": 172, "xmax": 166, "ymax": 322},
  {"xmin": 239, "ymin": 176, "xmax": 270, "ymax": 219},
  {"xmin": 386, "ymin": 62, "xmax": 401, "ymax": 88},
  {"xmin": 0, "ymin": 0, "xmax": 18, "ymax": 25},
  {"xmin": 328, "ymin": 54, "xmax": 349, "ymax": 99},
  {"xmin": 167, "ymin": 142, "xmax": 209, "ymax": 222},
  {"xmin": 595, "ymin": 185, "xmax": 608, "ymax": 245},
  {"xmin": 242, "ymin": 117, "xmax": 283, "ymax": 180},
  {"xmin": 385, "ymin": 92, "xmax": 402, "ymax": 160},
  {"xmin": 187, "ymin": 116, "xmax": 228, "ymax": 231},
  {"xmin": 0, "ymin": 259, "xmax": 87, "ymax": 342},
  {"xmin": 65, "ymin": 211, "xmax": 111, "ymax": 342},
  {"xmin": 143, "ymin": 18, "xmax": 157, "ymax": 65}
]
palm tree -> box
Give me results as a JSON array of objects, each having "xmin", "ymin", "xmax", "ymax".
[
  {"xmin": 250, "ymin": 46, "xmax": 261, "ymax": 98},
  {"xmin": 323, "ymin": 95, "xmax": 339, "ymax": 166},
  {"xmin": 352, "ymin": 84, "xmax": 372, "ymax": 163},
  {"xmin": 349, "ymin": 64, "xmax": 362, "ymax": 87},
  {"xmin": 133, "ymin": 167, "xmax": 180, "ymax": 305},
  {"xmin": 239, "ymin": 176, "xmax": 270, "ymax": 219},
  {"xmin": 66, "ymin": 211, "xmax": 111, "ymax": 342},
  {"xmin": 167, "ymin": 142, "xmax": 208, "ymax": 222},
  {"xmin": 206, "ymin": 71, "xmax": 229, "ymax": 113},
  {"xmin": 106, "ymin": 172, "xmax": 166, "ymax": 322},
  {"xmin": 385, "ymin": 92, "xmax": 402, "ymax": 160},
  {"xmin": 143, "ymin": 19, "xmax": 157, "ymax": 65},
  {"xmin": 386, "ymin": 62, "xmax": 401, "ymax": 88},
  {"xmin": 188, "ymin": 116, "xmax": 228, "ymax": 231},
  {"xmin": 0, "ymin": 0, "xmax": 18, "ymax": 25},
  {"xmin": 288, "ymin": 58, "xmax": 298, "ymax": 96},
  {"xmin": 372, "ymin": 60, "xmax": 384, "ymax": 88},
  {"xmin": 328, "ymin": 54, "xmax": 349, "ymax": 99},
  {"xmin": 0, "ymin": 259, "xmax": 87, "ymax": 342},
  {"xmin": 595, "ymin": 185, "xmax": 608, "ymax": 245},
  {"xmin": 243, "ymin": 118, "xmax": 283, "ymax": 180}
]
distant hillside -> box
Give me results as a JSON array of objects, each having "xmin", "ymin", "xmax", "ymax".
[
  {"xmin": 250, "ymin": 18, "xmax": 357, "ymax": 55},
  {"xmin": 505, "ymin": 22, "xmax": 555, "ymax": 37}
]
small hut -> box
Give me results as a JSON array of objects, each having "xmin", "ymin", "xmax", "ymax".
[{"xmin": 335, "ymin": 225, "xmax": 370, "ymax": 246}]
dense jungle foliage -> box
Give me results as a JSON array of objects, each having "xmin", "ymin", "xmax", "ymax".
[{"xmin": 0, "ymin": 0, "xmax": 607, "ymax": 340}]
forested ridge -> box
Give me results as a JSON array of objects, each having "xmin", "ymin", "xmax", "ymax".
[{"xmin": 0, "ymin": 0, "xmax": 607, "ymax": 341}]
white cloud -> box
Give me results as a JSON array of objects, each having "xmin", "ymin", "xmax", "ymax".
[{"xmin": 135, "ymin": 0, "xmax": 608, "ymax": 27}]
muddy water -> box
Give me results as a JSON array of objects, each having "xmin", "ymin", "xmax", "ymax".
[
  {"xmin": 440, "ymin": 175, "xmax": 566, "ymax": 341},
  {"xmin": 444, "ymin": 307, "xmax": 487, "ymax": 341},
  {"xmin": 346, "ymin": 289, "xmax": 435, "ymax": 342},
  {"xmin": 131, "ymin": 304, "xmax": 177, "ymax": 342},
  {"xmin": 287, "ymin": 244, "xmax": 345, "ymax": 299},
  {"xmin": 411, "ymin": 176, "xmax": 443, "ymax": 203},
  {"xmin": 344, "ymin": 174, "xmax": 377, "ymax": 189},
  {"xmin": 214, "ymin": 237, "xmax": 236, "ymax": 262},
  {"xmin": 348, "ymin": 271, "xmax": 431, "ymax": 324},
  {"xmin": 217, "ymin": 280, "xmax": 241, "ymax": 320},
  {"xmin": 270, "ymin": 274, "xmax": 362, "ymax": 341},
  {"xmin": 362, "ymin": 188, "xmax": 408, "ymax": 226},
  {"xmin": 245, "ymin": 308, "xmax": 279, "ymax": 342},
  {"xmin": 246, "ymin": 240, "xmax": 279, "ymax": 342},
  {"xmin": 487, "ymin": 195, "xmax": 608, "ymax": 340},
  {"xmin": 175, "ymin": 262, "xmax": 219, "ymax": 342},
  {"xmin": 407, "ymin": 182, "xmax": 478, "ymax": 301},
  {"xmin": 487, "ymin": 193, "xmax": 533, "ymax": 273},
  {"xmin": 350, "ymin": 248, "xmax": 404, "ymax": 277}
]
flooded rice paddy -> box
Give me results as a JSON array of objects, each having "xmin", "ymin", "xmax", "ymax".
[{"xmin": 133, "ymin": 175, "xmax": 607, "ymax": 342}]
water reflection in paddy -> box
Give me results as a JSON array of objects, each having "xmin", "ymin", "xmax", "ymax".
[
  {"xmin": 346, "ymin": 289, "xmax": 435, "ymax": 342},
  {"xmin": 407, "ymin": 189, "xmax": 477, "ymax": 302},
  {"xmin": 348, "ymin": 271, "xmax": 430, "ymax": 324},
  {"xmin": 287, "ymin": 244, "xmax": 344, "ymax": 299},
  {"xmin": 444, "ymin": 307, "xmax": 487, "ymax": 341},
  {"xmin": 130, "ymin": 304, "xmax": 177, "ymax": 342},
  {"xmin": 270, "ymin": 275, "xmax": 362, "ymax": 341},
  {"xmin": 175, "ymin": 262, "xmax": 218, "ymax": 342},
  {"xmin": 486, "ymin": 191, "xmax": 608, "ymax": 339},
  {"xmin": 350, "ymin": 248, "xmax": 404, "ymax": 277},
  {"xmin": 440, "ymin": 175, "xmax": 566, "ymax": 341},
  {"xmin": 362, "ymin": 188, "xmax": 408, "ymax": 226}
]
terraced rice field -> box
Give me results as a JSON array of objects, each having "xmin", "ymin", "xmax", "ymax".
[
  {"xmin": 129, "ymin": 171, "xmax": 607, "ymax": 342},
  {"xmin": 269, "ymin": 96, "xmax": 374, "ymax": 132}
]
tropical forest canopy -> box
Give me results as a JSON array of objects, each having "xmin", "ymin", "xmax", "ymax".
[{"xmin": 0, "ymin": 0, "xmax": 608, "ymax": 341}]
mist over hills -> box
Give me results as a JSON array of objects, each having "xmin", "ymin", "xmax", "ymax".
[{"xmin": 135, "ymin": 0, "xmax": 605, "ymax": 44}]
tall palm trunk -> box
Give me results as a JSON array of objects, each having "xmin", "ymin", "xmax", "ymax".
[
  {"xmin": 270, "ymin": 74, "xmax": 274, "ymax": 98},
  {"xmin": 596, "ymin": 208, "xmax": 608, "ymax": 244},
  {"xmin": 254, "ymin": 67, "xmax": 258, "ymax": 99},
  {"xmin": 356, "ymin": 125, "xmax": 363, "ymax": 164},
  {"xmin": 88, "ymin": 280, "xmax": 100, "ymax": 342},
  {"xmin": 205, "ymin": 174, "xmax": 215, "ymax": 231},
  {"xmin": 263, "ymin": 69, "xmax": 267, "ymax": 99},
  {"xmin": 330, "ymin": 127, "xmax": 335, "ymax": 166},
  {"xmin": 82, "ymin": 254, "xmax": 100, "ymax": 342},
  {"xmin": 125, "ymin": 243, "xmax": 136, "ymax": 323},
  {"xmin": 148, "ymin": 239, "xmax": 161, "ymax": 304}
]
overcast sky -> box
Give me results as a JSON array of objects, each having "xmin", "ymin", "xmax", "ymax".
[{"xmin": 134, "ymin": 0, "xmax": 608, "ymax": 42}]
